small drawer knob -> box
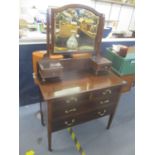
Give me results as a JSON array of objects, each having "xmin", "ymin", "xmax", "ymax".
[{"xmin": 64, "ymin": 119, "xmax": 75, "ymax": 126}]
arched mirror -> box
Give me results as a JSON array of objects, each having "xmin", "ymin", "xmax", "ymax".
[{"xmin": 47, "ymin": 4, "xmax": 105, "ymax": 56}]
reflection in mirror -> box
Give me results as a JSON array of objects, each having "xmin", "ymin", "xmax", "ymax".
[{"xmin": 54, "ymin": 8, "xmax": 99, "ymax": 53}]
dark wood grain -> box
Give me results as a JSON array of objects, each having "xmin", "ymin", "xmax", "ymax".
[
  {"xmin": 37, "ymin": 71, "xmax": 124, "ymax": 151},
  {"xmin": 47, "ymin": 101, "xmax": 53, "ymax": 151},
  {"xmin": 38, "ymin": 71, "xmax": 123, "ymax": 101}
]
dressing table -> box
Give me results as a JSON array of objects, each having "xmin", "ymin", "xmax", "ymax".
[{"xmin": 34, "ymin": 4, "xmax": 125, "ymax": 151}]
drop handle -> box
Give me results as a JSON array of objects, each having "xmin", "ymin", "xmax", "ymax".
[
  {"xmin": 65, "ymin": 108, "xmax": 77, "ymax": 114},
  {"xmin": 97, "ymin": 110, "xmax": 106, "ymax": 116},
  {"xmin": 100, "ymin": 99, "xmax": 110, "ymax": 105},
  {"xmin": 66, "ymin": 97, "xmax": 78, "ymax": 103},
  {"xmin": 64, "ymin": 119, "xmax": 75, "ymax": 126},
  {"xmin": 102, "ymin": 89, "xmax": 112, "ymax": 95}
]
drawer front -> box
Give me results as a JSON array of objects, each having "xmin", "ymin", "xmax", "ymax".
[
  {"xmin": 91, "ymin": 98, "xmax": 112, "ymax": 107},
  {"xmin": 91, "ymin": 86, "xmax": 120, "ymax": 100},
  {"xmin": 52, "ymin": 92, "xmax": 90, "ymax": 110},
  {"xmin": 91, "ymin": 94, "xmax": 118, "ymax": 108},
  {"xmin": 52, "ymin": 105, "xmax": 113, "ymax": 132},
  {"xmin": 53, "ymin": 100, "xmax": 90, "ymax": 118},
  {"xmin": 52, "ymin": 87, "xmax": 120, "ymax": 119}
]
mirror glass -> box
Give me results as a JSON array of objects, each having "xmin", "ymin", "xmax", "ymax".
[{"xmin": 54, "ymin": 8, "xmax": 99, "ymax": 53}]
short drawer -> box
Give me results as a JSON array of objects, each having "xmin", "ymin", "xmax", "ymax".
[
  {"xmin": 91, "ymin": 105, "xmax": 113, "ymax": 118},
  {"xmin": 91, "ymin": 86, "xmax": 120, "ymax": 99},
  {"xmin": 52, "ymin": 105, "xmax": 113, "ymax": 132},
  {"xmin": 52, "ymin": 92, "xmax": 90, "ymax": 110},
  {"xmin": 91, "ymin": 95, "xmax": 118, "ymax": 107},
  {"xmin": 53, "ymin": 100, "xmax": 90, "ymax": 118},
  {"xmin": 92, "ymin": 98, "xmax": 112, "ymax": 107}
]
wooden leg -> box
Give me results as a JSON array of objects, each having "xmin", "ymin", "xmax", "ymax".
[
  {"xmin": 38, "ymin": 87, "xmax": 45, "ymax": 126},
  {"xmin": 48, "ymin": 128, "xmax": 52, "ymax": 151},
  {"xmin": 40, "ymin": 101, "xmax": 45, "ymax": 126},
  {"xmin": 107, "ymin": 113, "xmax": 114, "ymax": 129},
  {"xmin": 107, "ymin": 87, "xmax": 122, "ymax": 129},
  {"xmin": 47, "ymin": 102, "xmax": 53, "ymax": 151}
]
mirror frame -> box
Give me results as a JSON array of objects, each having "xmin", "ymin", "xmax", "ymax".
[{"xmin": 47, "ymin": 4, "xmax": 105, "ymax": 56}]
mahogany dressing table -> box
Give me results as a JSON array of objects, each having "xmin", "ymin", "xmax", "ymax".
[{"xmin": 34, "ymin": 4, "xmax": 125, "ymax": 151}]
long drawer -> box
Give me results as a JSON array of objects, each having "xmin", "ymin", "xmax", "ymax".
[{"xmin": 52, "ymin": 105, "xmax": 113, "ymax": 132}]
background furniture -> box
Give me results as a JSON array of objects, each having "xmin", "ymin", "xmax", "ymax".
[
  {"xmin": 105, "ymin": 46, "xmax": 135, "ymax": 92},
  {"xmin": 119, "ymin": 74, "xmax": 134, "ymax": 93}
]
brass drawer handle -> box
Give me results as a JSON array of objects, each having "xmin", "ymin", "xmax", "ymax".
[
  {"xmin": 100, "ymin": 99, "xmax": 110, "ymax": 105},
  {"xmin": 102, "ymin": 89, "xmax": 112, "ymax": 95},
  {"xmin": 97, "ymin": 110, "xmax": 106, "ymax": 116},
  {"xmin": 65, "ymin": 108, "xmax": 77, "ymax": 114},
  {"xmin": 64, "ymin": 119, "xmax": 75, "ymax": 126},
  {"xmin": 66, "ymin": 97, "xmax": 78, "ymax": 103}
]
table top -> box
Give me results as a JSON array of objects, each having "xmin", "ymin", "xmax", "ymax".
[{"xmin": 37, "ymin": 71, "xmax": 124, "ymax": 101}]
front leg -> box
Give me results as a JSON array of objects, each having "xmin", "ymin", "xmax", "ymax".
[
  {"xmin": 38, "ymin": 88, "xmax": 45, "ymax": 126},
  {"xmin": 40, "ymin": 101, "xmax": 45, "ymax": 126},
  {"xmin": 107, "ymin": 113, "xmax": 114, "ymax": 129},
  {"xmin": 48, "ymin": 127, "xmax": 52, "ymax": 151},
  {"xmin": 107, "ymin": 86, "xmax": 122, "ymax": 129}
]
